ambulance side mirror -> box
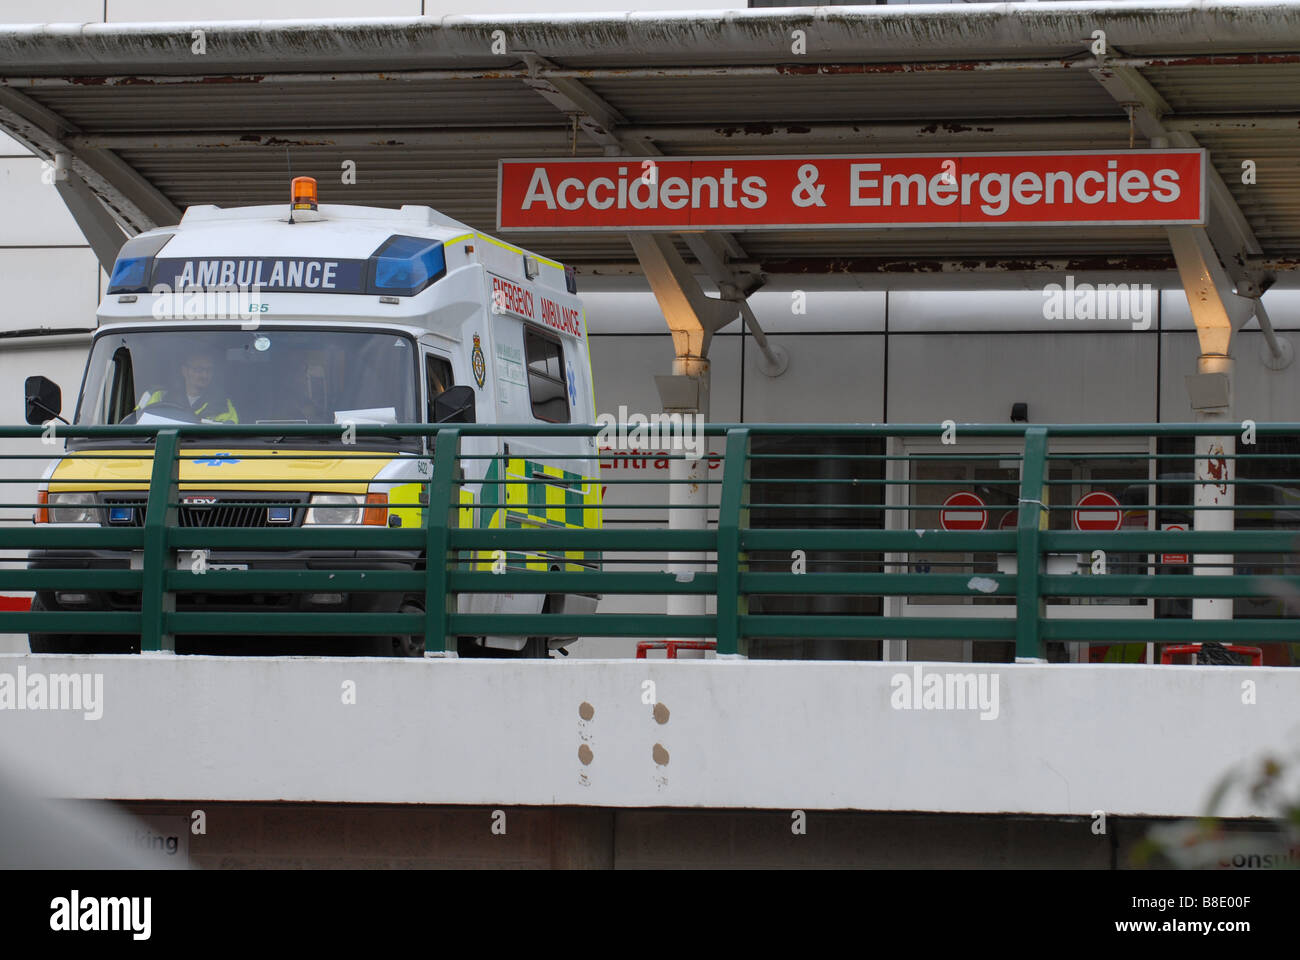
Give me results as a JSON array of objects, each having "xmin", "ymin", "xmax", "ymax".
[
  {"xmin": 433, "ymin": 385, "xmax": 476, "ymax": 424},
  {"xmin": 24, "ymin": 376, "xmax": 62, "ymax": 425}
]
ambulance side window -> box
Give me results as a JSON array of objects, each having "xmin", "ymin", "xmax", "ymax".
[
  {"xmin": 425, "ymin": 354, "xmax": 455, "ymax": 423},
  {"xmin": 523, "ymin": 327, "xmax": 570, "ymax": 423}
]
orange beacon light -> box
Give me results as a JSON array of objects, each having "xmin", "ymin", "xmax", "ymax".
[{"xmin": 291, "ymin": 176, "xmax": 318, "ymax": 211}]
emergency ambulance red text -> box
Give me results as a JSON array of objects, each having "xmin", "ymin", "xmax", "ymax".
[{"xmin": 490, "ymin": 274, "xmax": 583, "ymax": 336}]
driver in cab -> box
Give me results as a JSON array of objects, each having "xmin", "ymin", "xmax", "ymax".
[{"xmin": 138, "ymin": 349, "xmax": 239, "ymax": 423}]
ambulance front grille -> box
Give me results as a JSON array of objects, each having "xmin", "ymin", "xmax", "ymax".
[{"xmin": 101, "ymin": 494, "xmax": 308, "ymax": 528}]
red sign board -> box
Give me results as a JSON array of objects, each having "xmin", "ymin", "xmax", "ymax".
[
  {"xmin": 941, "ymin": 492, "xmax": 987, "ymax": 531},
  {"xmin": 498, "ymin": 150, "xmax": 1206, "ymax": 231},
  {"xmin": 1074, "ymin": 491, "xmax": 1123, "ymax": 531},
  {"xmin": 1161, "ymin": 523, "xmax": 1189, "ymax": 564}
]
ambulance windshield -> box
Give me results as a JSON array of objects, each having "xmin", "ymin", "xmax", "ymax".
[{"xmin": 76, "ymin": 328, "xmax": 419, "ymax": 442}]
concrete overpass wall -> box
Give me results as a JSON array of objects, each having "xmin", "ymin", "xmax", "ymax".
[{"xmin": 3, "ymin": 654, "xmax": 1296, "ymax": 819}]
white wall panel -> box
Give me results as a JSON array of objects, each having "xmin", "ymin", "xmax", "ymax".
[
  {"xmin": 582, "ymin": 292, "xmax": 669, "ymax": 335},
  {"xmin": 588, "ymin": 332, "xmax": 740, "ymax": 424},
  {"xmin": 588, "ymin": 332, "xmax": 736, "ymax": 515},
  {"xmin": 890, "ymin": 288, "xmax": 1159, "ymax": 333},
  {"xmin": 0, "ymin": 131, "xmax": 30, "ymax": 157},
  {"xmin": 742, "ymin": 334, "xmax": 884, "ymax": 423},
  {"xmin": 108, "ymin": 0, "xmax": 419, "ymax": 19},
  {"xmin": 0, "ymin": 248, "xmax": 100, "ymax": 332},
  {"xmin": 584, "ymin": 289, "xmax": 884, "ymax": 337},
  {"xmin": 106, "ymin": 0, "xmax": 713, "ymax": 16},
  {"xmin": 1162, "ymin": 287, "xmax": 1300, "ymax": 332},
  {"xmin": 0, "ymin": 0, "xmax": 102, "ymax": 21},
  {"xmin": 0, "ymin": 159, "xmax": 88, "ymax": 246},
  {"xmin": 1160, "ymin": 331, "xmax": 1300, "ymax": 422},
  {"xmin": 750, "ymin": 289, "xmax": 885, "ymax": 334},
  {"xmin": 888, "ymin": 332, "xmax": 1157, "ymax": 423}
]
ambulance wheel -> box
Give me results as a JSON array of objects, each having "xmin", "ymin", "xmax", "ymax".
[
  {"xmin": 521, "ymin": 636, "xmax": 551, "ymax": 659},
  {"xmin": 384, "ymin": 599, "xmax": 427, "ymax": 657},
  {"xmin": 27, "ymin": 593, "xmax": 78, "ymax": 653}
]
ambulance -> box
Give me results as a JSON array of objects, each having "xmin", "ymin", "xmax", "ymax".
[{"xmin": 23, "ymin": 177, "xmax": 602, "ymax": 657}]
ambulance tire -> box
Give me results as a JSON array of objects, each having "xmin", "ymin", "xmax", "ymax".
[
  {"xmin": 27, "ymin": 593, "xmax": 65, "ymax": 653},
  {"xmin": 367, "ymin": 598, "xmax": 426, "ymax": 657},
  {"xmin": 521, "ymin": 636, "xmax": 550, "ymax": 659},
  {"xmin": 454, "ymin": 636, "xmax": 550, "ymax": 658},
  {"xmin": 27, "ymin": 593, "xmax": 105, "ymax": 654}
]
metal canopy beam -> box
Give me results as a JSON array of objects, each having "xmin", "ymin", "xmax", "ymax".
[
  {"xmin": 0, "ymin": 87, "xmax": 179, "ymax": 235},
  {"xmin": 1089, "ymin": 62, "xmax": 1273, "ymax": 298},
  {"xmin": 517, "ymin": 52, "xmax": 779, "ymax": 368},
  {"xmin": 51, "ymin": 152, "xmax": 128, "ymax": 272},
  {"xmin": 56, "ymin": 115, "xmax": 1300, "ymax": 152}
]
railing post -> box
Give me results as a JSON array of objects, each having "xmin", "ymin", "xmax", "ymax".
[
  {"xmin": 716, "ymin": 428, "xmax": 750, "ymax": 657},
  {"xmin": 425, "ymin": 428, "xmax": 461, "ymax": 655},
  {"xmin": 1015, "ymin": 426, "xmax": 1049, "ymax": 662},
  {"xmin": 140, "ymin": 429, "xmax": 179, "ymax": 652}
]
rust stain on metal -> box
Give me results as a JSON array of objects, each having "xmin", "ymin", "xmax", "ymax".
[
  {"xmin": 759, "ymin": 254, "xmax": 1177, "ymax": 275},
  {"xmin": 652, "ymin": 743, "xmax": 670, "ymax": 766},
  {"xmin": 653, "ymin": 702, "xmax": 669, "ymax": 724},
  {"xmin": 716, "ymin": 123, "xmax": 813, "ymax": 138},
  {"xmin": 578, "ymin": 744, "xmax": 593, "ymax": 765},
  {"xmin": 776, "ymin": 61, "xmax": 999, "ymax": 77},
  {"xmin": 578, "ymin": 701, "xmax": 594, "ymax": 721}
]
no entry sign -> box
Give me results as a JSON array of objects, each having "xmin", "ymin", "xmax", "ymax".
[
  {"xmin": 1161, "ymin": 523, "xmax": 1189, "ymax": 564},
  {"xmin": 1074, "ymin": 491, "xmax": 1123, "ymax": 531},
  {"xmin": 498, "ymin": 150, "xmax": 1206, "ymax": 231},
  {"xmin": 941, "ymin": 492, "xmax": 987, "ymax": 531}
]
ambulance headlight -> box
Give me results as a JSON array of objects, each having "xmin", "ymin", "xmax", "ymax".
[
  {"xmin": 368, "ymin": 236, "xmax": 446, "ymax": 297},
  {"xmin": 305, "ymin": 494, "xmax": 363, "ymax": 525},
  {"xmin": 47, "ymin": 492, "xmax": 99, "ymax": 524}
]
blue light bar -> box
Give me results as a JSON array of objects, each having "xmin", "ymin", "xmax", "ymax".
[
  {"xmin": 105, "ymin": 232, "xmax": 174, "ymax": 295},
  {"xmin": 107, "ymin": 257, "xmax": 151, "ymax": 293},
  {"xmin": 108, "ymin": 506, "xmax": 135, "ymax": 523},
  {"xmin": 369, "ymin": 236, "xmax": 447, "ymax": 297},
  {"xmin": 266, "ymin": 506, "xmax": 293, "ymax": 524}
]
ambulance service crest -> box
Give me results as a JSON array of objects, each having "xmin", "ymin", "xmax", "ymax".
[{"xmin": 471, "ymin": 334, "xmax": 486, "ymax": 387}]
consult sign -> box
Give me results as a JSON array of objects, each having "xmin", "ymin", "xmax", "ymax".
[{"xmin": 498, "ymin": 150, "xmax": 1205, "ymax": 231}]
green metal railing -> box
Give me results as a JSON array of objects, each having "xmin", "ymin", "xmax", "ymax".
[{"xmin": 1, "ymin": 421, "xmax": 1299, "ymax": 662}]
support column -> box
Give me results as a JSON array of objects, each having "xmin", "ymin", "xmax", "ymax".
[
  {"xmin": 1168, "ymin": 225, "xmax": 1246, "ymax": 626},
  {"xmin": 1187, "ymin": 356, "xmax": 1234, "ymax": 620},
  {"xmin": 657, "ymin": 358, "xmax": 711, "ymax": 630},
  {"xmin": 627, "ymin": 232, "xmax": 737, "ymax": 652}
]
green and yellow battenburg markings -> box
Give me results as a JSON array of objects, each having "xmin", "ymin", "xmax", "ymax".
[{"xmin": 464, "ymin": 458, "xmax": 602, "ymax": 573}]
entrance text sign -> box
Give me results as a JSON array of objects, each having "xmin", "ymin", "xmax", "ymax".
[{"xmin": 498, "ymin": 150, "xmax": 1206, "ymax": 231}]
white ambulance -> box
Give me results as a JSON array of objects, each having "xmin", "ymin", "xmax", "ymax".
[{"xmin": 24, "ymin": 177, "xmax": 602, "ymax": 657}]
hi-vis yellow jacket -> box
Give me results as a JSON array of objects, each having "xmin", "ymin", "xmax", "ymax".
[{"xmin": 140, "ymin": 390, "xmax": 239, "ymax": 423}]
